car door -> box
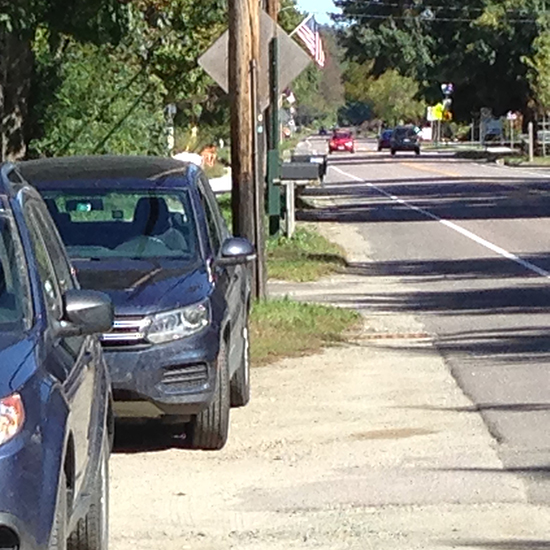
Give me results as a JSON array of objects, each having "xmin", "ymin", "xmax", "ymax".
[
  {"xmin": 197, "ymin": 175, "xmax": 246, "ymax": 373},
  {"xmin": 23, "ymin": 196, "xmax": 100, "ymax": 499}
]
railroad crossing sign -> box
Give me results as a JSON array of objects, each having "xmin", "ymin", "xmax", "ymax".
[{"xmin": 199, "ymin": 10, "xmax": 311, "ymax": 110}]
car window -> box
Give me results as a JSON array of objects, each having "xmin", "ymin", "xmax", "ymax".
[
  {"xmin": 41, "ymin": 187, "xmax": 199, "ymax": 261},
  {"xmin": 198, "ymin": 174, "xmax": 230, "ymax": 239},
  {"xmin": 31, "ymin": 202, "xmax": 76, "ymax": 294},
  {"xmin": 24, "ymin": 206, "xmax": 63, "ymax": 322},
  {"xmin": 0, "ymin": 215, "xmax": 32, "ymax": 330},
  {"xmin": 26, "ymin": 201, "xmax": 86, "ymax": 356},
  {"xmin": 199, "ymin": 189, "xmax": 222, "ymax": 255}
]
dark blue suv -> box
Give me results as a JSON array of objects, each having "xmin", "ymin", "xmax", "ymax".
[
  {"xmin": 21, "ymin": 156, "xmax": 254, "ymax": 451},
  {"xmin": 0, "ymin": 163, "xmax": 114, "ymax": 550}
]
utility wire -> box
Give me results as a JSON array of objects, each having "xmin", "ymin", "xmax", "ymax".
[
  {"xmin": 333, "ymin": 12, "xmax": 540, "ymax": 23},
  {"xmin": 336, "ymin": 1, "xmax": 545, "ymax": 14}
]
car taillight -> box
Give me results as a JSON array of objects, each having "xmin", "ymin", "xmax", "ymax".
[{"xmin": 0, "ymin": 393, "xmax": 25, "ymax": 445}]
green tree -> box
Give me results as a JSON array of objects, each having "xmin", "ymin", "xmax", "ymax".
[
  {"xmin": 291, "ymin": 28, "xmax": 345, "ymax": 127},
  {"xmin": 344, "ymin": 62, "xmax": 424, "ymax": 125},
  {"xmin": 334, "ymin": 0, "xmax": 542, "ymax": 122},
  {"xmin": 28, "ymin": 37, "xmax": 166, "ymax": 157},
  {"xmin": 0, "ymin": 0, "xmax": 127, "ymax": 160}
]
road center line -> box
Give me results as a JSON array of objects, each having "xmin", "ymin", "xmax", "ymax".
[
  {"xmin": 399, "ymin": 161, "xmax": 461, "ymax": 178},
  {"xmin": 331, "ymin": 165, "xmax": 550, "ymax": 279}
]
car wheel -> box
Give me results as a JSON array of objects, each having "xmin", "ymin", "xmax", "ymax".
[
  {"xmin": 49, "ymin": 470, "xmax": 68, "ymax": 550},
  {"xmin": 68, "ymin": 436, "xmax": 109, "ymax": 550},
  {"xmin": 377, "ymin": 146, "xmax": 382, "ymax": 152},
  {"xmin": 415, "ymin": 148, "xmax": 420, "ymax": 156},
  {"xmin": 391, "ymin": 149, "xmax": 396, "ymax": 156},
  {"xmin": 189, "ymin": 339, "xmax": 230, "ymax": 450},
  {"xmin": 230, "ymin": 322, "xmax": 250, "ymax": 408}
]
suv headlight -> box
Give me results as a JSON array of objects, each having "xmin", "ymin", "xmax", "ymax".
[
  {"xmin": 0, "ymin": 393, "xmax": 25, "ymax": 446},
  {"xmin": 146, "ymin": 301, "xmax": 211, "ymax": 344}
]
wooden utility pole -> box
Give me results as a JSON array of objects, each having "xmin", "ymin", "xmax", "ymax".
[
  {"xmin": 229, "ymin": 0, "xmax": 265, "ymax": 298},
  {"xmin": 266, "ymin": 0, "xmax": 279, "ymax": 20}
]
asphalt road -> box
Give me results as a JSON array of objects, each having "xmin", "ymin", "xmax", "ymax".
[{"xmin": 301, "ymin": 135, "xmax": 550, "ymax": 504}]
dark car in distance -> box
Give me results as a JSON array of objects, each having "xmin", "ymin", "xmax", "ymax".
[
  {"xmin": 0, "ymin": 163, "xmax": 114, "ymax": 550},
  {"xmin": 390, "ymin": 125, "xmax": 421, "ymax": 156},
  {"xmin": 378, "ymin": 129, "xmax": 393, "ymax": 151},
  {"xmin": 21, "ymin": 156, "xmax": 255, "ymax": 451}
]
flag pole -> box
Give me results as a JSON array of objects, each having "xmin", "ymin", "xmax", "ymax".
[{"xmin": 289, "ymin": 13, "xmax": 314, "ymax": 37}]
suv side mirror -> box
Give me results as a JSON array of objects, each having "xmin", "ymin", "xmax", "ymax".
[
  {"xmin": 216, "ymin": 237, "xmax": 256, "ymax": 267},
  {"xmin": 58, "ymin": 289, "xmax": 114, "ymax": 337}
]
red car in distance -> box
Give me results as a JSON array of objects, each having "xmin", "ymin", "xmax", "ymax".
[{"xmin": 329, "ymin": 131, "xmax": 355, "ymax": 153}]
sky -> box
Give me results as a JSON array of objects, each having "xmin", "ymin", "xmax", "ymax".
[{"xmin": 296, "ymin": 0, "xmax": 340, "ymax": 25}]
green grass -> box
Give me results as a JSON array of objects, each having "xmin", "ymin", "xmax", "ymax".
[
  {"xmin": 250, "ymin": 297, "xmax": 361, "ymax": 366},
  {"xmin": 504, "ymin": 155, "xmax": 550, "ymax": 166},
  {"xmin": 267, "ymin": 226, "xmax": 347, "ymax": 282}
]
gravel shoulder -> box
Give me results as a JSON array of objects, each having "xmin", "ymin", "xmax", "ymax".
[{"xmin": 110, "ymin": 220, "xmax": 550, "ymax": 550}]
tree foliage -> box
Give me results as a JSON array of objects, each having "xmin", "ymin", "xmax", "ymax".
[
  {"xmin": 334, "ymin": 0, "xmax": 545, "ymax": 121},
  {"xmin": 344, "ymin": 62, "xmax": 425, "ymax": 125},
  {"xmin": 292, "ymin": 28, "xmax": 345, "ymax": 127}
]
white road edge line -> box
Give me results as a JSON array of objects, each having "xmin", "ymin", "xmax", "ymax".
[{"xmin": 331, "ymin": 165, "xmax": 550, "ymax": 280}]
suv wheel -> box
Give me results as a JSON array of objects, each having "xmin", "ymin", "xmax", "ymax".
[
  {"xmin": 49, "ymin": 470, "xmax": 68, "ymax": 550},
  {"xmin": 68, "ymin": 436, "xmax": 109, "ymax": 550},
  {"xmin": 230, "ymin": 323, "xmax": 250, "ymax": 408},
  {"xmin": 189, "ymin": 340, "xmax": 230, "ymax": 450}
]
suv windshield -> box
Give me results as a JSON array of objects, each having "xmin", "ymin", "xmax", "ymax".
[
  {"xmin": 42, "ymin": 188, "xmax": 200, "ymax": 261},
  {"xmin": 0, "ymin": 215, "xmax": 30, "ymax": 329}
]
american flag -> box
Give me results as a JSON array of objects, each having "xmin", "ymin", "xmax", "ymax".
[{"xmin": 294, "ymin": 15, "xmax": 326, "ymax": 68}]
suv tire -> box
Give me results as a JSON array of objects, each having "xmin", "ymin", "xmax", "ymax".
[
  {"xmin": 68, "ymin": 436, "xmax": 109, "ymax": 550},
  {"xmin": 230, "ymin": 324, "xmax": 250, "ymax": 408},
  {"xmin": 189, "ymin": 340, "xmax": 230, "ymax": 450},
  {"xmin": 49, "ymin": 470, "xmax": 68, "ymax": 550}
]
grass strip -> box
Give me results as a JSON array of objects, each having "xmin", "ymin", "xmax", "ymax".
[
  {"xmin": 250, "ymin": 297, "xmax": 361, "ymax": 366},
  {"xmin": 267, "ymin": 226, "xmax": 347, "ymax": 282}
]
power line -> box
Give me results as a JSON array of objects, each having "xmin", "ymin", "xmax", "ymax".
[
  {"xmin": 335, "ymin": 0, "xmax": 545, "ymax": 13},
  {"xmin": 333, "ymin": 12, "xmax": 540, "ymax": 24}
]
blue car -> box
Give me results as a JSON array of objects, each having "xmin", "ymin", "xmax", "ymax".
[
  {"xmin": 0, "ymin": 163, "xmax": 114, "ymax": 550},
  {"xmin": 21, "ymin": 156, "xmax": 255, "ymax": 451}
]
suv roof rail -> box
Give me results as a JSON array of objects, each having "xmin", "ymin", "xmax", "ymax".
[{"xmin": 0, "ymin": 162, "xmax": 30, "ymax": 198}]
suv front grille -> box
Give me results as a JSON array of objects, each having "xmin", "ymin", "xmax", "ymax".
[{"xmin": 101, "ymin": 317, "xmax": 150, "ymax": 347}]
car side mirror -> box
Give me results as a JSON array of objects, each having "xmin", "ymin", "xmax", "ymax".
[
  {"xmin": 57, "ymin": 289, "xmax": 114, "ymax": 337},
  {"xmin": 215, "ymin": 237, "xmax": 256, "ymax": 267}
]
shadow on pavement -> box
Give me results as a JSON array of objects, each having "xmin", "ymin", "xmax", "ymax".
[
  {"xmin": 113, "ymin": 421, "xmax": 191, "ymax": 453},
  {"xmin": 441, "ymin": 539, "xmax": 550, "ymax": 549},
  {"xmin": 298, "ymin": 176, "xmax": 550, "ymax": 224}
]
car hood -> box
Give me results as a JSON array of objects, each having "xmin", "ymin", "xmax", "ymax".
[
  {"xmin": 73, "ymin": 258, "xmax": 211, "ymax": 316},
  {"xmin": 0, "ymin": 332, "xmax": 37, "ymax": 398}
]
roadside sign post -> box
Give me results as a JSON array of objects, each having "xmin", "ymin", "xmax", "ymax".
[
  {"xmin": 528, "ymin": 122, "xmax": 535, "ymax": 162},
  {"xmin": 199, "ymin": 10, "xmax": 311, "ymax": 241},
  {"xmin": 507, "ymin": 111, "xmax": 518, "ymax": 150}
]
